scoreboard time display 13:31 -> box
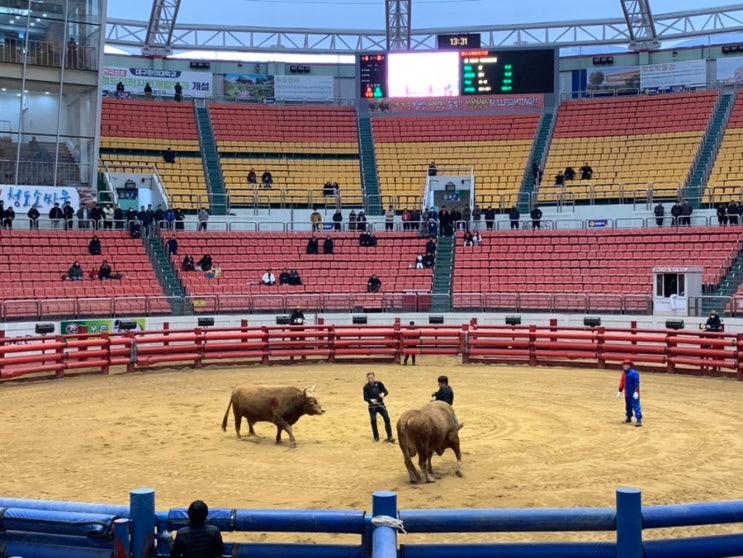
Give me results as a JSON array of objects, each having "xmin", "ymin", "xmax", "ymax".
[
  {"xmin": 460, "ymin": 48, "xmax": 555, "ymax": 95},
  {"xmin": 436, "ymin": 33, "xmax": 481, "ymax": 50}
]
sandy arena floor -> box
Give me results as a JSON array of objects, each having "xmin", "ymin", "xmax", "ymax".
[{"xmin": 1, "ymin": 356, "xmax": 742, "ymax": 545}]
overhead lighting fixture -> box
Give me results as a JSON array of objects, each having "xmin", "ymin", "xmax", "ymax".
[
  {"xmin": 1, "ymin": 88, "xmax": 6, "ymax": 91},
  {"xmin": 44, "ymin": 91, "xmax": 49, "ymax": 95}
]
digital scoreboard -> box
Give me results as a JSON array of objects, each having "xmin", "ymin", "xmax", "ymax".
[
  {"xmin": 436, "ymin": 33, "xmax": 481, "ymax": 50},
  {"xmin": 359, "ymin": 53, "xmax": 387, "ymax": 98},
  {"xmin": 460, "ymin": 49, "xmax": 555, "ymax": 95},
  {"xmin": 357, "ymin": 47, "xmax": 555, "ymax": 98}
]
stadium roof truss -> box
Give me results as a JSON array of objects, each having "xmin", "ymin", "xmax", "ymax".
[{"xmin": 108, "ymin": 3, "xmax": 743, "ymax": 55}]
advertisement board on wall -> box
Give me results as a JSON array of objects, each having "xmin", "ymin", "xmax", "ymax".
[
  {"xmin": 0, "ymin": 185, "xmax": 80, "ymax": 214},
  {"xmin": 274, "ymin": 75, "xmax": 334, "ymax": 100},
  {"xmin": 102, "ymin": 67, "xmax": 213, "ymax": 98},
  {"xmin": 639, "ymin": 60, "xmax": 707, "ymax": 91},
  {"xmin": 223, "ymin": 74, "xmax": 275, "ymax": 99},
  {"xmin": 716, "ymin": 55, "xmax": 743, "ymax": 83},
  {"xmin": 61, "ymin": 318, "xmax": 145, "ymax": 337}
]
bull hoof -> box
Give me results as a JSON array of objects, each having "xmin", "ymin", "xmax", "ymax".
[
  {"xmin": 425, "ymin": 477, "xmax": 436, "ymax": 483},
  {"xmin": 456, "ymin": 470, "xmax": 463, "ymax": 477}
]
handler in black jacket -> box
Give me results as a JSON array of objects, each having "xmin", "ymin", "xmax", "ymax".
[{"xmin": 166, "ymin": 500, "xmax": 223, "ymax": 558}]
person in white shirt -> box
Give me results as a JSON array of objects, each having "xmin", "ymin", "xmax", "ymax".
[{"xmin": 262, "ymin": 269, "xmax": 276, "ymax": 285}]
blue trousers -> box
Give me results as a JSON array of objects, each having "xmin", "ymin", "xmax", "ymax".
[
  {"xmin": 368, "ymin": 405, "xmax": 393, "ymax": 440},
  {"xmin": 625, "ymin": 396, "xmax": 643, "ymax": 421}
]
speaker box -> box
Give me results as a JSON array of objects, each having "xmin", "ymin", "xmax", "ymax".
[
  {"xmin": 276, "ymin": 316, "xmax": 291, "ymax": 325},
  {"xmin": 117, "ymin": 320, "xmax": 138, "ymax": 331},
  {"xmin": 665, "ymin": 319, "xmax": 684, "ymax": 330},
  {"xmin": 35, "ymin": 323, "xmax": 55, "ymax": 335},
  {"xmin": 505, "ymin": 315, "xmax": 521, "ymax": 326},
  {"xmin": 352, "ymin": 316, "xmax": 367, "ymax": 325},
  {"xmin": 429, "ymin": 315, "xmax": 444, "ymax": 325},
  {"xmin": 584, "ymin": 316, "xmax": 601, "ymax": 327},
  {"xmin": 198, "ymin": 317, "xmax": 215, "ymax": 327}
]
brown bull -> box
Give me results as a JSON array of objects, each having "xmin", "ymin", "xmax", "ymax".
[
  {"xmin": 221, "ymin": 384, "xmax": 325, "ymax": 448},
  {"xmin": 396, "ymin": 401, "xmax": 463, "ymax": 483}
]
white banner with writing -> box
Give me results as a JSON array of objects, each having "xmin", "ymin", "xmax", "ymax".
[
  {"xmin": 102, "ymin": 67, "xmax": 213, "ymax": 98},
  {"xmin": 639, "ymin": 60, "xmax": 707, "ymax": 90},
  {"xmin": 274, "ymin": 75, "xmax": 335, "ymax": 100},
  {"xmin": 0, "ymin": 184, "xmax": 80, "ymax": 214}
]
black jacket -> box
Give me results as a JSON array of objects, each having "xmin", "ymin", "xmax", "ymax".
[{"xmin": 170, "ymin": 523, "xmax": 223, "ymax": 558}]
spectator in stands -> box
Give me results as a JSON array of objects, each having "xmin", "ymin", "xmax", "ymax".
[
  {"xmin": 90, "ymin": 203, "xmax": 102, "ymax": 230},
  {"xmin": 385, "ymin": 204, "xmax": 395, "ymax": 231},
  {"xmin": 67, "ymin": 261, "xmax": 83, "ymax": 281},
  {"xmin": 198, "ymin": 207, "xmax": 209, "ymax": 232},
  {"xmin": 344, "ymin": 210, "xmax": 356, "ymax": 232},
  {"xmin": 125, "ymin": 207, "xmax": 137, "ymax": 227},
  {"xmin": 323, "ymin": 181, "xmax": 334, "ymax": 196},
  {"xmin": 88, "ymin": 235, "xmax": 102, "ymax": 255},
  {"xmin": 360, "ymin": 230, "xmax": 377, "ymax": 247},
  {"xmin": 102, "ymin": 203, "xmax": 114, "ymax": 229},
  {"xmin": 261, "ymin": 169, "xmax": 273, "ymax": 189},
  {"xmin": 306, "ymin": 235, "xmax": 319, "ymax": 254},
  {"xmin": 463, "ymin": 231, "xmax": 474, "ymax": 247},
  {"xmin": 472, "ymin": 230, "xmax": 482, "ymax": 246},
  {"xmin": 154, "ymin": 204, "xmax": 165, "ymax": 226},
  {"xmin": 163, "ymin": 499, "xmax": 223, "ymax": 558},
  {"xmin": 114, "ymin": 204, "xmax": 125, "ymax": 229},
  {"xmin": 289, "ymin": 269, "xmax": 302, "ymax": 285},
  {"xmin": 670, "ymin": 201, "xmax": 682, "ymax": 227},
  {"xmin": 279, "ymin": 268, "xmax": 291, "ymax": 285},
  {"xmin": 166, "ymin": 237, "xmax": 178, "ymax": 255},
  {"xmin": 116, "ymin": 81, "xmax": 125, "ymax": 97},
  {"xmin": 484, "ymin": 206, "xmax": 495, "ymax": 231},
  {"xmin": 323, "ymin": 236, "xmax": 334, "ymax": 254},
  {"xmin": 129, "ymin": 220, "xmax": 141, "ymax": 239},
  {"xmin": 27, "ymin": 204, "xmax": 40, "ymax": 230},
  {"xmin": 680, "ymin": 199, "xmax": 693, "ymax": 226},
  {"xmin": 415, "ymin": 255, "xmax": 424, "ymax": 269},
  {"xmin": 356, "ymin": 211, "xmax": 367, "ymax": 232},
  {"xmin": 88, "ymin": 266, "xmax": 99, "ymax": 280},
  {"xmin": 310, "ymin": 208, "xmax": 322, "ymax": 231},
  {"xmin": 174, "ymin": 82, "xmax": 183, "ymax": 102},
  {"xmin": 49, "ymin": 202, "xmax": 63, "ymax": 228},
  {"xmin": 654, "ymin": 202, "xmax": 665, "ymax": 227},
  {"xmin": 411, "ymin": 208, "xmax": 421, "ymax": 230},
  {"xmin": 579, "ymin": 162, "xmax": 593, "ymax": 180},
  {"xmin": 401, "ymin": 208, "xmax": 412, "ymax": 230},
  {"xmin": 462, "ymin": 206, "xmax": 471, "ymax": 228},
  {"xmin": 66, "ymin": 37, "xmax": 78, "ymax": 68},
  {"xmin": 63, "ymin": 201, "xmax": 75, "ymax": 230},
  {"xmin": 728, "ymin": 201, "xmax": 739, "ymax": 226},
  {"xmin": 99, "ymin": 260, "xmax": 112, "ymax": 280},
  {"xmin": 332, "ymin": 208, "xmax": 343, "ymax": 231},
  {"xmin": 262, "ymin": 269, "xmax": 276, "ymax": 285},
  {"xmin": 532, "ymin": 160, "xmax": 543, "ymax": 186},
  {"xmin": 2, "ymin": 205, "xmax": 14, "ymax": 229},
  {"xmin": 554, "ymin": 170, "xmax": 565, "ymax": 186},
  {"xmin": 705, "ymin": 310, "xmax": 722, "ymax": 332},
  {"xmin": 290, "ymin": 306, "xmax": 306, "ymax": 325},
  {"xmin": 425, "ymin": 236, "xmax": 437, "ymax": 254},
  {"xmin": 198, "ymin": 254, "xmax": 213, "ymax": 272},
  {"xmin": 472, "ymin": 204, "xmax": 482, "ymax": 224},
  {"xmin": 163, "ymin": 147, "xmax": 176, "ymax": 164},
  {"xmin": 247, "ymin": 168, "xmax": 257, "ymax": 185},
  {"xmin": 164, "ymin": 207, "xmax": 175, "ymax": 230},
  {"xmin": 428, "ymin": 161, "xmax": 438, "ymax": 176},
  {"xmin": 438, "ymin": 206, "xmax": 451, "ymax": 237},
  {"xmin": 426, "ymin": 218, "xmax": 438, "ymax": 237},
  {"xmin": 182, "ymin": 254, "xmax": 195, "ymax": 271},
  {"xmin": 717, "ymin": 204, "xmax": 728, "ymax": 226},
  {"xmin": 451, "ymin": 206, "xmax": 464, "ymax": 231},
  {"xmin": 530, "ymin": 205, "xmax": 543, "ymax": 229},
  {"xmin": 564, "ymin": 166, "xmax": 576, "ymax": 181},
  {"xmin": 422, "ymin": 252, "xmax": 435, "ymax": 269},
  {"xmin": 508, "ymin": 205, "xmax": 520, "ymax": 229},
  {"xmin": 367, "ymin": 274, "xmax": 382, "ymax": 293},
  {"xmin": 144, "ymin": 83, "xmax": 153, "ymax": 99}
]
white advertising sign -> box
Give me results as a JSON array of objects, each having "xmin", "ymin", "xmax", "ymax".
[
  {"xmin": 0, "ymin": 184, "xmax": 80, "ymax": 214},
  {"xmin": 274, "ymin": 75, "xmax": 335, "ymax": 100},
  {"xmin": 639, "ymin": 60, "xmax": 707, "ymax": 90},
  {"xmin": 102, "ymin": 67, "xmax": 213, "ymax": 98}
]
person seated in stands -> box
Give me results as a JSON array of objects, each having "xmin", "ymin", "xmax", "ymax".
[
  {"xmin": 88, "ymin": 235, "xmax": 102, "ymax": 255},
  {"xmin": 290, "ymin": 306, "xmax": 305, "ymax": 325},
  {"xmin": 262, "ymin": 269, "xmax": 276, "ymax": 285},
  {"xmin": 367, "ymin": 274, "xmax": 382, "ymax": 293},
  {"xmin": 166, "ymin": 237, "xmax": 178, "ymax": 255},
  {"xmin": 306, "ymin": 235, "xmax": 319, "ymax": 254},
  {"xmin": 182, "ymin": 254, "xmax": 195, "ymax": 271},
  {"xmin": 422, "ymin": 252, "xmax": 435, "ymax": 269},
  {"xmin": 288, "ymin": 269, "xmax": 302, "ymax": 285},
  {"xmin": 163, "ymin": 147, "xmax": 176, "ymax": 164},
  {"xmin": 67, "ymin": 261, "xmax": 84, "ymax": 281},
  {"xmin": 2, "ymin": 205, "xmax": 14, "ymax": 229},
  {"xmin": 27, "ymin": 204, "xmax": 40, "ymax": 229},
  {"xmin": 247, "ymin": 168, "xmax": 257, "ymax": 184},
  {"xmin": 463, "ymin": 231, "xmax": 474, "ymax": 247},
  {"xmin": 88, "ymin": 266, "xmax": 99, "ymax": 280},
  {"xmin": 564, "ymin": 166, "xmax": 576, "ymax": 181},
  {"xmin": 261, "ymin": 169, "xmax": 273, "ymax": 188},
  {"xmin": 579, "ymin": 161, "xmax": 593, "ymax": 180},
  {"xmin": 360, "ymin": 230, "xmax": 378, "ymax": 247},
  {"xmin": 415, "ymin": 254, "xmax": 424, "ymax": 269},
  {"xmin": 425, "ymin": 236, "xmax": 437, "ymax": 254},
  {"xmin": 198, "ymin": 254, "xmax": 213, "ymax": 272},
  {"xmin": 323, "ymin": 236, "xmax": 334, "ymax": 254},
  {"xmin": 279, "ymin": 268, "xmax": 291, "ymax": 285},
  {"xmin": 705, "ymin": 310, "xmax": 722, "ymax": 332},
  {"xmin": 427, "ymin": 219, "xmax": 438, "ymax": 237},
  {"xmin": 323, "ymin": 181, "xmax": 334, "ymax": 196},
  {"xmin": 99, "ymin": 260, "xmax": 112, "ymax": 280},
  {"xmin": 554, "ymin": 170, "xmax": 565, "ymax": 186},
  {"xmin": 129, "ymin": 220, "xmax": 141, "ymax": 239},
  {"xmin": 428, "ymin": 161, "xmax": 438, "ymax": 176},
  {"xmin": 472, "ymin": 231, "xmax": 482, "ymax": 246}
]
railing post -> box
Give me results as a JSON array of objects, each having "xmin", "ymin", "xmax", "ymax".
[
  {"xmin": 371, "ymin": 491, "xmax": 398, "ymax": 558},
  {"xmin": 113, "ymin": 517, "xmax": 131, "ymax": 558},
  {"xmin": 616, "ymin": 488, "xmax": 643, "ymax": 558},
  {"xmin": 130, "ymin": 488, "xmax": 155, "ymax": 558}
]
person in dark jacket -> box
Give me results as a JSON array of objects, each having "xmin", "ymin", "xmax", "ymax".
[
  {"xmin": 27, "ymin": 204, "xmax": 40, "ymax": 229},
  {"xmin": 530, "ymin": 205, "xmax": 543, "ymax": 229},
  {"xmin": 164, "ymin": 499, "xmax": 223, "ymax": 558},
  {"xmin": 705, "ymin": 310, "xmax": 722, "ymax": 332},
  {"xmin": 432, "ymin": 375, "xmax": 454, "ymax": 405},
  {"xmin": 323, "ymin": 236, "xmax": 334, "ymax": 254},
  {"xmin": 670, "ymin": 202, "xmax": 682, "ymax": 227},
  {"xmin": 363, "ymin": 372, "xmax": 395, "ymax": 442},
  {"xmin": 716, "ymin": 204, "xmax": 728, "ymax": 227},
  {"xmin": 88, "ymin": 235, "xmax": 102, "ymax": 255},
  {"xmin": 654, "ymin": 202, "xmax": 665, "ymax": 227},
  {"xmin": 508, "ymin": 206, "xmax": 520, "ymax": 229},
  {"xmin": 306, "ymin": 236, "xmax": 319, "ymax": 255},
  {"xmin": 484, "ymin": 206, "xmax": 496, "ymax": 230}
]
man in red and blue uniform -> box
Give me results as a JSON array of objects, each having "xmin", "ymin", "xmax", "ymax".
[{"xmin": 617, "ymin": 359, "xmax": 643, "ymax": 427}]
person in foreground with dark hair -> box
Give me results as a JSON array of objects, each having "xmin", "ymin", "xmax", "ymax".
[
  {"xmin": 432, "ymin": 375, "xmax": 454, "ymax": 405},
  {"xmin": 162, "ymin": 499, "xmax": 224, "ymax": 558}
]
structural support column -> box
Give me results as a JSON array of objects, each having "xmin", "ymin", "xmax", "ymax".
[{"xmin": 385, "ymin": 0, "xmax": 411, "ymax": 51}]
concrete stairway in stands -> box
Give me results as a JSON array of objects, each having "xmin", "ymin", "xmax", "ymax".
[
  {"xmin": 145, "ymin": 229, "xmax": 188, "ymax": 314},
  {"xmin": 430, "ymin": 235, "xmax": 455, "ymax": 312},
  {"xmin": 195, "ymin": 106, "xmax": 228, "ymax": 216},
  {"xmin": 519, "ymin": 111, "xmax": 554, "ymax": 215},
  {"xmin": 686, "ymin": 91, "xmax": 736, "ymax": 208},
  {"xmin": 358, "ymin": 115, "xmax": 383, "ymax": 216}
]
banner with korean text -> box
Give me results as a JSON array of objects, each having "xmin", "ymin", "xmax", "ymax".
[
  {"xmin": 102, "ymin": 67, "xmax": 213, "ymax": 98},
  {"xmin": 274, "ymin": 75, "xmax": 335, "ymax": 100},
  {"xmin": 0, "ymin": 185, "xmax": 79, "ymax": 214}
]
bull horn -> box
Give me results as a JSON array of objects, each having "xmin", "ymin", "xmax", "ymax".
[{"xmin": 307, "ymin": 384, "xmax": 317, "ymax": 392}]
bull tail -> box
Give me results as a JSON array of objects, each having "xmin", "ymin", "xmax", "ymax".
[
  {"xmin": 221, "ymin": 398, "xmax": 233, "ymax": 432},
  {"xmin": 399, "ymin": 417, "xmax": 414, "ymax": 457}
]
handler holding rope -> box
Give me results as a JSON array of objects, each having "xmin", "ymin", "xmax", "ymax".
[{"xmin": 363, "ymin": 372, "xmax": 395, "ymax": 443}]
